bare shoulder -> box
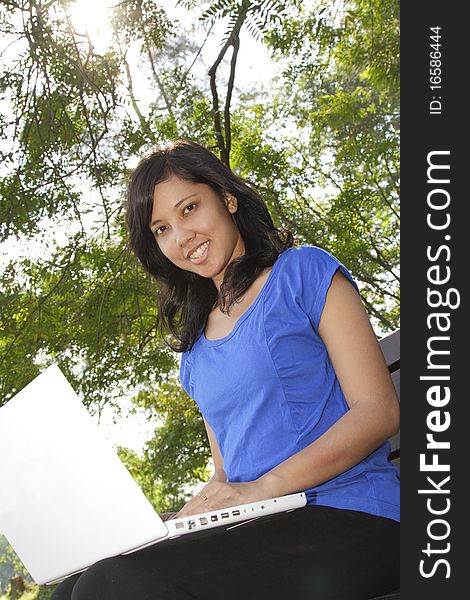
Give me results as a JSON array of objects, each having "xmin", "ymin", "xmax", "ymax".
[{"xmin": 319, "ymin": 270, "xmax": 399, "ymax": 412}]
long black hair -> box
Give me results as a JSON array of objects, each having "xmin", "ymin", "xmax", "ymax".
[{"xmin": 126, "ymin": 139, "xmax": 293, "ymax": 352}]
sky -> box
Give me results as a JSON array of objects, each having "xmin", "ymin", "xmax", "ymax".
[
  {"xmin": 67, "ymin": 0, "xmax": 277, "ymax": 93},
  {"xmin": 0, "ymin": 5, "xmax": 281, "ymax": 553},
  {"xmin": 0, "ymin": 0, "xmax": 292, "ymax": 557},
  {"xmin": 26, "ymin": 0, "xmax": 282, "ymax": 454}
]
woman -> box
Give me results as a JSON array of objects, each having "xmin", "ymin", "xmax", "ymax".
[{"xmin": 51, "ymin": 140, "xmax": 400, "ymax": 600}]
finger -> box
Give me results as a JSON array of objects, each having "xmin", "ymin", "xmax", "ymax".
[
  {"xmin": 178, "ymin": 496, "xmax": 236, "ymax": 517},
  {"xmin": 177, "ymin": 483, "xmax": 244, "ymax": 517},
  {"xmin": 177, "ymin": 504, "xmax": 204, "ymax": 517},
  {"xmin": 177, "ymin": 495, "xmax": 208, "ymax": 517}
]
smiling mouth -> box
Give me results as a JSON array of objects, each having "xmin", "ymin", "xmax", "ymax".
[{"xmin": 188, "ymin": 241, "xmax": 210, "ymax": 262}]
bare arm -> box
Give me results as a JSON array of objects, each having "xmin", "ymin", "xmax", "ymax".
[
  {"xmin": 258, "ymin": 270, "xmax": 400, "ymax": 497},
  {"xmin": 177, "ymin": 270, "xmax": 400, "ymax": 515},
  {"xmin": 174, "ymin": 418, "xmax": 226, "ymax": 516},
  {"xmin": 203, "ymin": 418, "xmax": 227, "ymax": 482}
]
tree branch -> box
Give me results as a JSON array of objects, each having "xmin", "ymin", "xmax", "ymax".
[{"xmin": 208, "ymin": 1, "xmax": 249, "ymax": 167}]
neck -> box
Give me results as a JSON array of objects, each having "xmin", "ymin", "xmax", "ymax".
[{"xmin": 212, "ymin": 238, "xmax": 245, "ymax": 291}]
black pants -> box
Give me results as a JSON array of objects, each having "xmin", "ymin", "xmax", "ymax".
[{"xmin": 50, "ymin": 506, "xmax": 399, "ymax": 600}]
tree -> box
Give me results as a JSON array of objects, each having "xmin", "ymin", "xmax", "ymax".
[
  {"xmin": 232, "ymin": 0, "xmax": 400, "ymax": 328},
  {"xmin": 0, "ymin": 533, "xmax": 31, "ymax": 595},
  {"xmin": 1, "ymin": 0, "xmax": 399, "ymax": 525},
  {"xmin": 127, "ymin": 373, "xmax": 212, "ymax": 511}
]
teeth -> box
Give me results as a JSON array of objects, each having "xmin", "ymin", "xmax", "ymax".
[{"xmin": 190, "ymin": 241, "xmax": 209, "ymax": 259}]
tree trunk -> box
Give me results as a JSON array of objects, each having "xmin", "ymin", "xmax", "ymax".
[{"xmin": 8, "ymin": 575, "xmax": 27, "ymax": 599}]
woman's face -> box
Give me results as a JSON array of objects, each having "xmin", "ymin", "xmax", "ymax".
[{"xmin": 151, "ymin": 175, "xmax": 245, "ymax": 289}]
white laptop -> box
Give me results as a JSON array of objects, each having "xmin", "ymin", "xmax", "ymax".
[{"xmin": 0, "ymin": 365, "xmax": 306, "ymax": 586}]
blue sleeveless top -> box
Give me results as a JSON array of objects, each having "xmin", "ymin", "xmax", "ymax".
[{"xmin": 180, "ymin": 246, "xmax": 400, "ymax": 522}]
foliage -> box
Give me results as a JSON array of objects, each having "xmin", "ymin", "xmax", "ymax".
[
  {"xmin": 0, "ymin": 0, "xmax": 399, "ymax": 584},
  {"xmin": 251, "ymin": 0, "xmax": 400, "ymax": 328},
  {"xmin": 0, "ymin": 534, "xmax": 31, "ymax": 596},
  {"xmin": 0, "ymin": 576, "xmax": 56, "ymax": 600},
  {"xmin": 131, "ymin": 374, "xmax": 212, "ymax": 509}
]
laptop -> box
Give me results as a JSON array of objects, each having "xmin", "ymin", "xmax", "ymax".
[{"xmin": 0, "ymin": 364, "xmax": 307, "ymax": 586}]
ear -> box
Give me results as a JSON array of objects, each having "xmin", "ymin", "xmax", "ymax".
[{"xmin": 224, "ymin": 192, "xmax": 238, "ymax": 214}]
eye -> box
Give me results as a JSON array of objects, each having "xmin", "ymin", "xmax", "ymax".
[
  {"xmin": 183, "ymin": 203, "xmax": 196, "ymax": 215},
  {"xmin": 154, "ymin": 225, "xmax": 167, "ymax": 236}
]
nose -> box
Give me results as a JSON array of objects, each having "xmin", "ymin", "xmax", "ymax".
[{"xmin": 174, "ymin": 224, "xmax": 195, "ymax": 249}]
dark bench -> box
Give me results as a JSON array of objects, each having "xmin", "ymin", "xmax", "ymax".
[
  {"xmin": 381, "ymin": 329, "xmax": 400, "ymax": 468},
  {"xmin": 368, "ymin": 328, "xmax": 400, "ymax": 600}
]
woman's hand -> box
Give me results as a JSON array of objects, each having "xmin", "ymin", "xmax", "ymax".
[{"xmin": 175, "ymin": 478, "xmax": 274, "ymax": 518}]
